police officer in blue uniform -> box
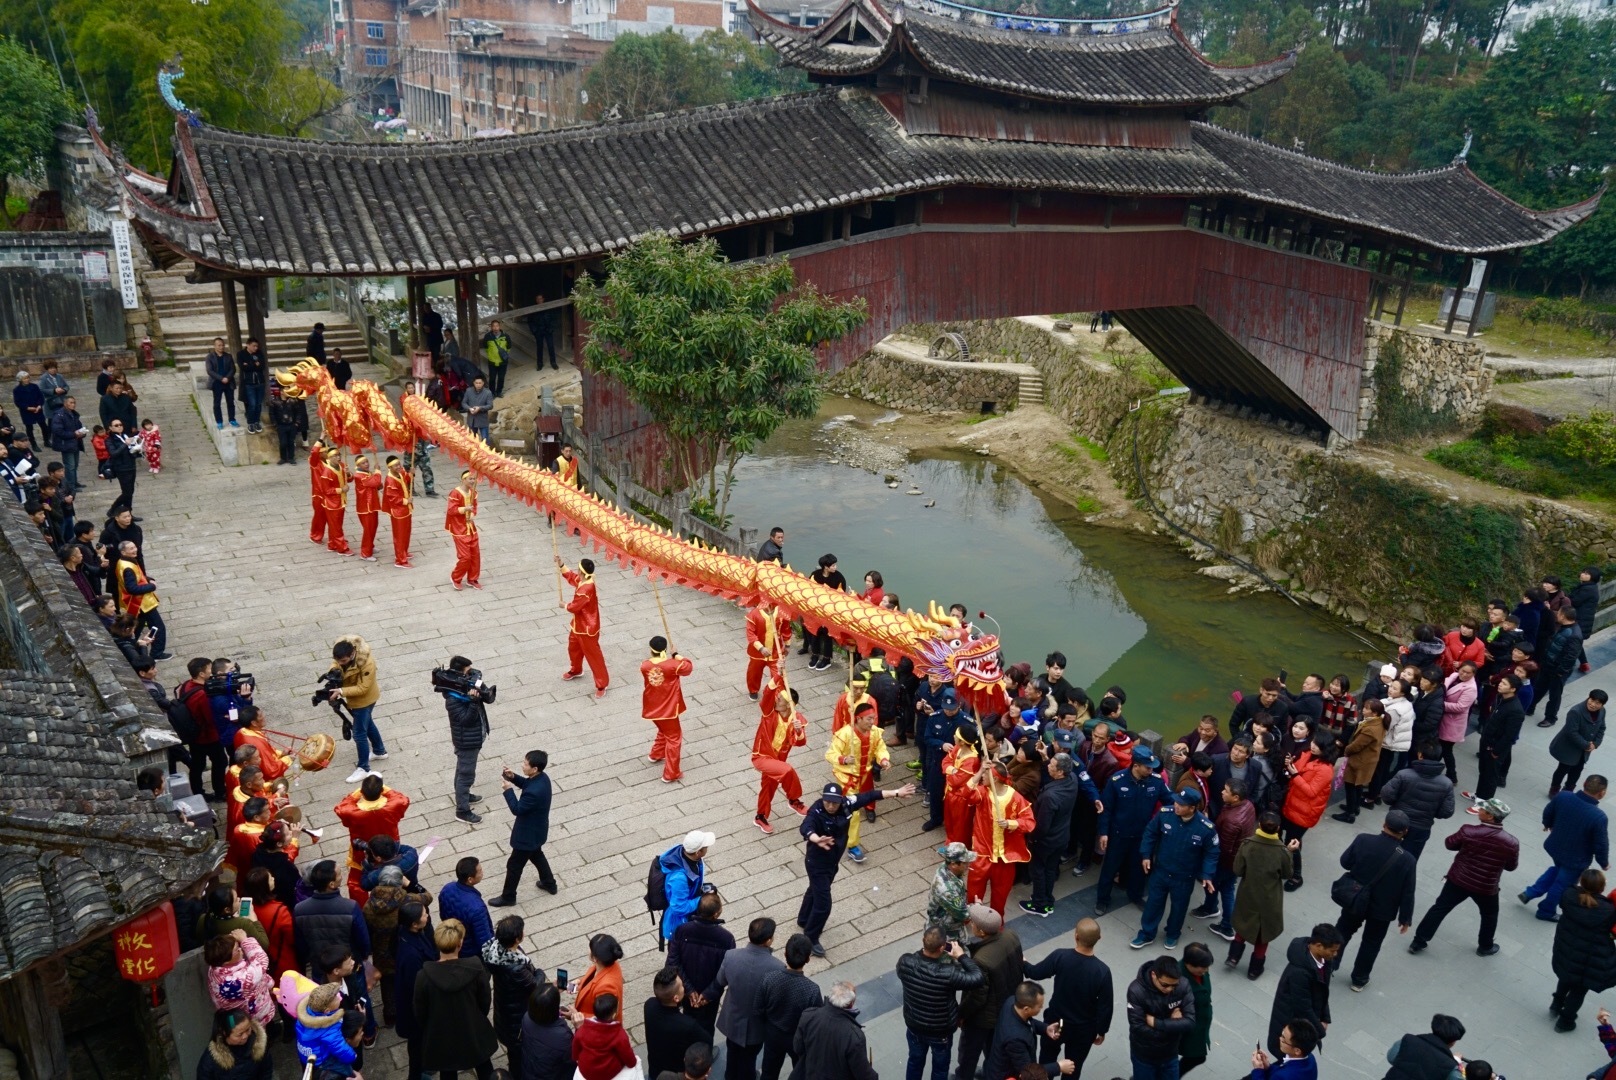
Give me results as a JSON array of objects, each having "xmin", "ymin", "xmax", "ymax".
[
  {"xmin": 1094, "ymin": 747, "xmax": 1173, "ymax": 916},
  {"xmin": 1131, "ymin": 787, "xmax": 1220, "ymax": 949},
  {"xmin": 919, "ymin": 690, "xmax": 972, "ymax": 832},
  {"xmin": 798, "ymin": 778, "xmax": 916, "ymax": 957}
]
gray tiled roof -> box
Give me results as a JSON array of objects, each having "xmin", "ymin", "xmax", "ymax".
[
  {"xmin": 753, "ymin": 0, "xmax": 1297, "ymax": 105},
  {"xmin": 0, "ymin": 672, "xmax": 220, "ymax": 980},
  {"xmin": 118, "ymin": 86, "xmax": 1598, "ymax": 275},
  {"xmin": 0, "ymin": 503, "xmax": 222, "ymax": 982}
]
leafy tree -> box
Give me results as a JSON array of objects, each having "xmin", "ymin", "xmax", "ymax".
[
  {"xmin": 1262, "ymin": 43, "xmax": 1357, "ymax": 152},
  {"xmin": 1457, "ymin": 14, "xmax": 1616, "ymax": 205},
  {"xmin": 0, "ymin": 37, "xmax": 74, "ymax": 224},
  {"xmin": 583, "ymin": 30, "xmax": 806, "ymax": 121},
  {"xmin": 0, "ymin": 0, "xmax": 340, "ymax": 172},
  {"xmin": 572, "ymin": 233, "xmax": 867, "ymax": 519}
]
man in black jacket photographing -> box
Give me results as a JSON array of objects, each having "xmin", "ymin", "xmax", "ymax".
[{"xmin": 436, "ymin": 655, "xmax": 493, "ymax": 824}]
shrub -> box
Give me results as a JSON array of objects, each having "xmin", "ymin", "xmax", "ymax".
[
  {"xmin": 1547, "ymin": 411, "xmax": 1616, "ymax": 469},
  {"xmin": 1478, "ymin": 403, "xmax": 1547, "ymax": 439}
]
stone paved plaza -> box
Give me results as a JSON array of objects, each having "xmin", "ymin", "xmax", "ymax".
[{"xmin": 114, "ymin": 362, "xmax": 1610, "ymax": 1078}]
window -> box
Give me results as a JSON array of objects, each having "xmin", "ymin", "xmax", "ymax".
[
  {"xmin": 366, "ymin": 21, "xmax": 385, "ymax": 39},
  {"xmin": 365, "ymin": 47, "xmax": 389, "ymax": 66}
]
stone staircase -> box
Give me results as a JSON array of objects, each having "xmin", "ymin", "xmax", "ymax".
[
  {"xmin": 1018, "ymin": 370, "xmax": 1044, "ymax": 405},
  {"xmin": 145, "ymin": 264, "xmax": 367, "ymax": 364}
]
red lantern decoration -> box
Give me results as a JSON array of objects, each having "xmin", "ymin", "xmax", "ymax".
[{"xmin": 114, "ymin": 901, "xmax": 180, "ymax": 988}]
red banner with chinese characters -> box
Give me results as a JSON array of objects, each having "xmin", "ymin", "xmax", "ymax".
[{"xmin": 114, "ymin": 901, "xmax": 179, "ymax": 983}]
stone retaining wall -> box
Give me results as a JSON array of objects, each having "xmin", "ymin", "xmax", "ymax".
[
  {"xmin": 823, "ymin": 345, "xmax": 1023, "ymax": 413},
  {"xmin": 926, "ymin": 317, "xmax": 1153, "ymax": 439},
  {"xmin": 1360, "ymin": 322, "xmax": 1492, "ymax": 435},
  {"xmin": 1137, "ymin": 400, "xmax": 1616, "ymax": 637},
  {"xmin": 0, "ymin": 231, "xmax": 117, "ymax": 285}
]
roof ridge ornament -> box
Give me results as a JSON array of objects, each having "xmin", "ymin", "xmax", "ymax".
[{"xmin": 1455, "ymin": 127, "xmax": 1473, "ymax": 163}]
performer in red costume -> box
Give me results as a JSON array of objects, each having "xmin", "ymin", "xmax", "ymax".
[
  {"xmin": 964, "ymin": 759, "xmax": 1035, "ymax": 917},
  {"xmin": 640, "ymin": 636, "xmax": 693, "ymax": 783},
  {"xmin": 745, "ymin": 602, "xmax": 792, "ymax": 700},
  {"xmin": 446, "ymin": 471, "xmax": 481, "ymax": 590},
  {"xmin": 352, "ymin": 455, "xmax": 383, "ymax": 561},
  {"xmin": 332, "ymin": 773, "xmax": 411, "ymax": 904},
  {"xmin": 751, "ymin": 677, "xmax": 808, "ymax": 834},
  {"xmin": 557, "ymin": 556, "xmax": 608, "ymax": 695},
  {"xmin": 943, "ymin": 722, "xmax": 984, "ymax": 846},
  {"xmin": 308, "ymin": 441, "xmax": 329, "ymax": 545},
  {"xmin": 319, "ymin": 450, "xmax": 353, "ymax": 555},
  {"xmin": 382, "ymin": 454, "xmax": 414, "ymax": 568}
]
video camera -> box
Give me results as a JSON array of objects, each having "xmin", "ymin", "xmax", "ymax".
[
  {"xmin": 312, "ymin": 668, "xmax": 354, "ymax": 740},
  {"xmin": 205, "ymin": 671, "xmax": 255, "ymax": 698},
  {"xmin": 431, "ymin": 665, "xmax": 497, "ymax": 705}
]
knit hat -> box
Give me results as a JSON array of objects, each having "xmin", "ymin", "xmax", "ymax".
[
  {"xmin": 1380, "ymin": 663, "xmax": 1397, "ymax": 679},
  {"xmin": 938, "ymin": 842, "xmax": 977, "ymax": 864},
  {"xmin": 308, "ymin": 983, "xmax": 342, "ymax": 1013}
]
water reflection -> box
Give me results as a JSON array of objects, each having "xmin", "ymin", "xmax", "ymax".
[{"xmin": 726, "ymin": 402, "xmax": 1372, "ymax": 731}]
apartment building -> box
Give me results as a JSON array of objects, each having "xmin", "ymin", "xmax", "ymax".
[{"xmin": 385, "ymin": 0, "xmax": 722, "ymax": 138}]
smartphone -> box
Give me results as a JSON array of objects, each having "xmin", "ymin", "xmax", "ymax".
[
  {"xmin": 1279, "ymin": 669, "xmax": 1288, "ymax": 683},
  {"xmin": 555, "ymin": 968, "xmax": 569, "ymax": 991},
  {"xmin": 238, "ymin": 898, "xmax": 252, "ymax": 918}
]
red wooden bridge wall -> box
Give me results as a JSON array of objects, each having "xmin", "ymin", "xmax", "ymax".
[{"xmin": 584, "ymin": 212, "xmax": 1373, "ymax": 483}]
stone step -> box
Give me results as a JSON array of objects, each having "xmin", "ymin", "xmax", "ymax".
[
  {"xmin": 1018, "ymin": 373, "xmax": 1044, "ymax": 404},
  {"xmin": 163, "ymin": 326, "xmax": 369, "ymax": 359}
]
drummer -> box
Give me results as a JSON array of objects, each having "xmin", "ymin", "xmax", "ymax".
[{"xmin": 233, "ymin": 705, "xmax": 293, "ymax": 787}]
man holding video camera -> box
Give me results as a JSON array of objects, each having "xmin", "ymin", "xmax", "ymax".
[
  {"xmin": 437, "ymin": 655, "xmax": 493, "ymax": 824},
  {"xmin": 329, "ymin": 636, "xmax": 387, "ymax": 784}
]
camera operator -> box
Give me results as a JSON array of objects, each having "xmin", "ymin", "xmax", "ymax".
[
  {"xmin": 329, "ymin": 636, "xmax": 387, "ymax": 783},
  {"xmin": 206, "ymin": 658, "xmax": 254, "ymax": 748},
  {"xmin": 438, "ymin": 655, "xmax": 491, "ymax": 825}
]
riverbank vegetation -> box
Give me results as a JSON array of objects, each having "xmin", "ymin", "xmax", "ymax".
[{"xmin": 1428, "ymin": 405, "xmax": 1616, "ymax": 502}]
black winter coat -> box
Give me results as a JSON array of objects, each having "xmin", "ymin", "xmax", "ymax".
[
  {"xmin": 195, "ymin": 1028, "xmax": 273, "ymax": 1080},
  {"xmin": 1410, "ymin": 685, "xmax": 1445, "ymax": 747},
  {"xmin": 482, "ymin": 943, "xmax": 542, "ymax": 1046},
  {"xmin": 1551, "ymin": 702, "xmax": 1607, "ymax": 767},
  {"xmin": 1338, "ymin": 832, "xmax": 1418, "ymax": 924},
  {"xmin": 1573, "ymin": 576, "xmax": 1603, "ymax": 636},
  {"xmin": 1384, "ymin": 1032, "xmax": 1462, "ymax": 1080},
  {"xmin": 895, "ymin": 950, "xmax": 984, "ymax": 1037},
  {"xmin": 445, "ymin": 693, "xmax": 489, "ymax": 751},
  {"xmin": 1125, "ymin": 961, "xmax": 1195, "ymax": 1064},
  {"xmin": 959, "ymin": 929, "xmax": 1024, "ymax": 1030},
  {"xmin": 788, "ymin": 1005, "xmax": 877, "ymax": 1080},
  {"xmin": 1544, "ymin": 624, "xmax": 1585, "ymax": 680},
  {"xmin": 1380, "ymin": 760, "xmax": 1456, "ymax": 832},
  {"xmin": 1552, "ymin": 891, "xmax": 1616, "ymax": 992},
  {"xmin": 668, "ymin": 916, "xmax": 735, "ymax": 998},
  {"xmin": 1267, "ymin": 936, "xmax": 1332, "ymax": 1057},
  {"xmin": 414, "ymin": 957, "xmax": 498, "ymax": 1071}
]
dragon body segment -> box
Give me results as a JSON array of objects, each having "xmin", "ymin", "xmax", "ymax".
[{"xmin": 277, "ymin": 360, "xmax": 1009, "ymax": 715}]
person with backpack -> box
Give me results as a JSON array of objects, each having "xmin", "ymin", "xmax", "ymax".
[
  {"xmin": 655, "ymin": 831, "xmax": 714, "ymax": 943},
  {"xmin": 178, "ymin": 658, "xmax": 231, "ymax": 802}
]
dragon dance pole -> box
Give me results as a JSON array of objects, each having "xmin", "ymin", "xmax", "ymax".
[
  {"xmin": 550, "ymin": 517, "xmax": 563, "ymax": 605},
  {"xmin": 650, "ymin": 574, "xmax": 673, "ymax": 649}
]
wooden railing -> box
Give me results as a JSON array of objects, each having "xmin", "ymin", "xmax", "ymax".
[{"xmin": 542, "ymin": 389, "xmax": 757, "ymax": 558}]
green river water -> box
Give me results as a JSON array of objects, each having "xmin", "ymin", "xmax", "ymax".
[{"xmin": 725, "ymin": 400, "xmax": 1376, "ymax": 735}]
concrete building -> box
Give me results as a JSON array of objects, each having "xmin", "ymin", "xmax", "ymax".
[
  {"xmin": 381, "ymin": 0, "xmax": 724, "ymax": 138},
  {"xmin": 1493, "ymin": 0, "xmax": 1615, "ymax": 48}
]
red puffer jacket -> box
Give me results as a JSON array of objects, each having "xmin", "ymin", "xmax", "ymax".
[
  {"xmin": 1281, "ymin": 754, "xmax": 1334, "ymax": 829},
  {"xmin": 1443, "ymin": 821, "xmax": 1521, "ymax": 895}
]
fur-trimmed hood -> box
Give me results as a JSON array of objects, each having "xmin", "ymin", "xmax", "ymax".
[{"xmin": 207, "ymin": 1021, "xmax": 267, "ymax": 1069}]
